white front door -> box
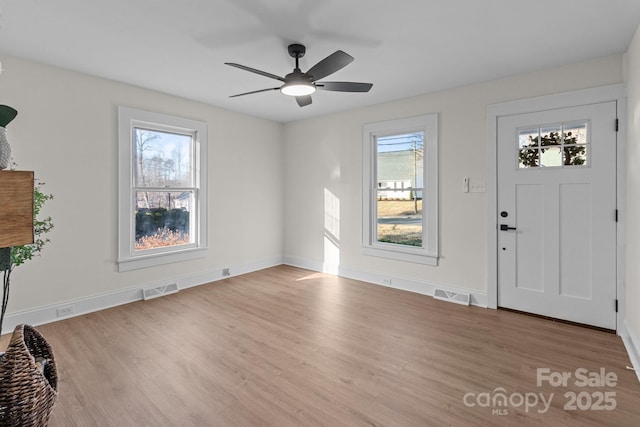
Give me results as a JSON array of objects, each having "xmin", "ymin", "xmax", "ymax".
[{"xmin": 497, "ymin": 101, "xmax": 618, "ymax": 329}]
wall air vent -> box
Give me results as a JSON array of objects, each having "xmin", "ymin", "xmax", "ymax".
[
  {"xmin": 433, "ymin": 288, "xmax": 470, "ymax": 306},
  {"xmin": 142, "ymin": 283, "xmax": 179, "ymax": 301}
]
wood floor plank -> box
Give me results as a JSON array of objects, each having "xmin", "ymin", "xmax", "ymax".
[{"xmin": 1, "ymin": 265, "xmax": 638, "ymax": 426}]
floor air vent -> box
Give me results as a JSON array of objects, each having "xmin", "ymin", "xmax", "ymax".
[
  {"xmin": 433, "ymin": 288, "xmax": 470, "ymax": 306},
  {"xmin": 142, "ymin": 283, "xmax": 179, "ymax": 300}
]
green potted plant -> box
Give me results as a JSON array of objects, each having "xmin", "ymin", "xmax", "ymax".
[{"xmin": 0, "ymin": 181, "xmax": 53, "ymax": 334}]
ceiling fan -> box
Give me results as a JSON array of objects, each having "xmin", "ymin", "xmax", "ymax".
[{"xmin": 225, "ymin": 44, "xmax": 373, "ymax": 107}]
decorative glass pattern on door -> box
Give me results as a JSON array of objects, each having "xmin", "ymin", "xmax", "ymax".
[{"xmin": 518, "ymin": 121, "xmax": 589, "ymax": 169}]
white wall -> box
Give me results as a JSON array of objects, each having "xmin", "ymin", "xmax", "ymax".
[
  {"xmin": 625, "ymin": 24, "xmax": 640, "ymax": 366},
  {"xmin": 0, "ymin": 51, "xmax": 629, "ymax": 332},
  {"xmin": 284, "ymin": 54, "xmax": 623, "ymax": 301},
  {"xmin": 0, "ymin": 56, "xmax": 284, "ymax": 325}
]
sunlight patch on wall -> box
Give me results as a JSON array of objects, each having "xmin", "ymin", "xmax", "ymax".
[{"xmin": 323, "ymin": 188, "xmax": 340, "ymax": 274}]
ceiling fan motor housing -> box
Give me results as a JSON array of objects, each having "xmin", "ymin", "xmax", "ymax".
[{"xmin": 288, "ymin": 44, "xmax": 306, "ymax": 59}]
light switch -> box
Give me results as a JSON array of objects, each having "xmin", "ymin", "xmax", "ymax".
[{"xmin": 470, "ymin": 181, "xmax": 486, "ymax": 193}]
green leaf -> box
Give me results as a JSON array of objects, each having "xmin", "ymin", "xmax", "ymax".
[{"xmin": 10, "ymin": 180, "xmax": 53, "ymax": 268}]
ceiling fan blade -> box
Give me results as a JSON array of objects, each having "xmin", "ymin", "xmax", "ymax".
[
  {"xmin": 225, "ymin": 63, "xmax": 286, "ymax": 82},
  {"xmin": 296, "ymin": 95, "xmax": 312, "ymax": 107},
  {"xmin": 230, "ymin": 87, "xmax": 280, "ymax": 98},
  {"xmin": 317, "ymin": 82, "xmax": 373, "ymax": 92},
  {"xmin": 303, "ymin": 50, "xmax": 353, "ymax": 82}
]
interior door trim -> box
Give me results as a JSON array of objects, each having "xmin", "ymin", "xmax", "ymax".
[{"xmin": 486, "ymin": 83, "xmax": 626, "ymax": 331}]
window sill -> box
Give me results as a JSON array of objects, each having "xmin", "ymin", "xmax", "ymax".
[
  {"xmin": 362, "ymin": 245, "xmax": 438, "ymax": 266},
  {"xmin": 118, "ymin": 247, "xmax": 208, "ymax": 272}
]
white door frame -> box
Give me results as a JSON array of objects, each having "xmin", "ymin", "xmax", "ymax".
[{"xmin": 486, "ymin": 83, "xmax": 627, "ymax": 331}]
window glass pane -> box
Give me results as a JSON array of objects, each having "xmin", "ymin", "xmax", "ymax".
[
  {"xmin": 134, "ymin": 128, "xmax": 193, "ymax": 187},
  {"xmin": 135, "ymin": 190, "xmax": 193, "ymax": 251},
  {"xmin": 540, "ymin": 124, "xmax": 562, "ymax": 149},
  {"xmin": 375, "ymin": 132, "xmax": 424, "ymax": 248},
  {"xmin": 564, "ymin": 122, "xmax": 588, "ymax": 145},
  {"xmin": 563, "ymin": 146, "xmax": 587, "ymax": 166},
  {"xmin": 518, "ymin": 128, "xmax": 539, "ymax": 149},
  {"xmin": 540, "ymin": 146, "xmax": 562, "ymax": 167},
  {"xmin": 376, "ymin": 199, "xmax": 422, "ymax": 247},
  {"xmin": 519, "ymin": 149, "xmax": 540, "ymax": 168}
]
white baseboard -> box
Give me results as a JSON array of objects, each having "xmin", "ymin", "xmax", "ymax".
[
  {"xmin": 621, "ymin": 320, "xmax": 640, "ymax": 383},
  {"xmin": 283, "ymin": 256, "xmax": 488, "ymax": 307},
  {"xmin": 1, "ymin": 256, "xmax": 284, "ymax": 335},
  {"xmin": 178, "ymin": 256, "xmax": 284, "ymax": 290},
  {"xmin": 3, "ymin": 254, "xmax": 488, "ymax": 334},
  {"xmin": 282, "ymin": 256, "xmax": 324, "ymax": 274}
]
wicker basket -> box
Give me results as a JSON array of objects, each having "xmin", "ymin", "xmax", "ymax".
[{"xmin": 0, "ymin": 324, "xmax": 58, "ymax": 426}]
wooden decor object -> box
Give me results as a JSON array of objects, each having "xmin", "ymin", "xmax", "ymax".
[{"xmin": 0, "ymin": 171, "xmax": 34, "ymax": 248}]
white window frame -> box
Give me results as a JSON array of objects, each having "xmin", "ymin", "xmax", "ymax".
[
  {"xmin": 362, "ymin": 114, "xmax": 438, "ymax": 265},
  {"xmin": 117, "ymin": 107, "xmax": 208, "ymax": 271}
]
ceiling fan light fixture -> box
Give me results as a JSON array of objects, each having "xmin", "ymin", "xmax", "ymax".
[
  {"xmin": 280, "ymin": 82, "xmax": 316, "ymax": 97},
  {"xmin": 227, "ymin": 44, "xmax": 371, "ymax": 107}
]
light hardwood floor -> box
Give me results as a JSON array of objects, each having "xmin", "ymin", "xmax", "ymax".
[{"xmin": 2, "ymin": 265, "xmax": 639, "ymax": 426}]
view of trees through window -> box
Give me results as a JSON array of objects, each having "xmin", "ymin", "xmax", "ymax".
[
  {"xmin": 134, "ymin": 128, "xmax": 194, "ymax": 250},
  {"xmin": 518, "ymin": 122, "xmax": 588, "ymax": 168},
  {"xmin": 376, "ymin": 132, "xmax": 424, "ymax": 247}
]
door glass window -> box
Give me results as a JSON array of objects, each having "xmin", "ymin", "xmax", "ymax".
[{"xmin": 518, "ymin": 121, "xmax": 589, "ymax": 169}]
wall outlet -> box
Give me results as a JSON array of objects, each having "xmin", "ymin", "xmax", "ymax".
[
  {"xmin": 222, "ymin": 268, "xmax": 231, "ymax": 277},
  {"xmin": 382, "ymin": 278, "xmax": 392, "ymax": 285},
  {"xmin": 56, "ymin": 305, "xmax": 74, "ymax": 317}
]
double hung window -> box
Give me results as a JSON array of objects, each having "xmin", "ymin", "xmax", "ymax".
[
  {"xmin": 118, "ymin": 107, "xmax": 207, "ymax": 271},
  {"xmin": 362, "ymin": 114, "xmax": 438, "ymax": 265}
]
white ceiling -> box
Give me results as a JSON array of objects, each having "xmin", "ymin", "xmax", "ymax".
[{"xmin": 1, "ymin": 0, "xmax": 639, "ymax": 123}]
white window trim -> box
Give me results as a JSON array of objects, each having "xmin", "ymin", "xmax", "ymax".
[
  {"xmin": 362, "ymin": 114, "xmax": 439, "ymax": 265},
  {"xmin": 117, "ymin": 107, "xmax": 208, "ymax": 272}
]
